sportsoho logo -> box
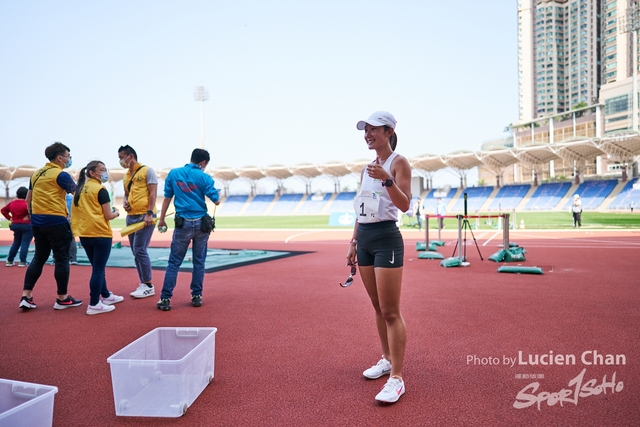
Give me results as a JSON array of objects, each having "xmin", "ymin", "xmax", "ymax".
[
  {"xmin": 511, "ymin": 350, "xmax": 626, "ymax": 410},
  {"xmin": 466, "ymin": 349, "xmax": 626, "ymax": 411}
]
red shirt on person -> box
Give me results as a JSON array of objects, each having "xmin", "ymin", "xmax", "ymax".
[{"xmin": 1, "ymin": 199, "xmax": 30, "ymax": 224}]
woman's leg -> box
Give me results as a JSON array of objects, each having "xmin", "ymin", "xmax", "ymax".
[
  {"xmin": 80, "ymin": 238, "xmax": 100, "ymax": 306},
  {"xmin": 96, "ymin": 238, "xmax": 113, "ymax": 298},
  {"xmin": 373, "ymin": 267, "xmax": 406, "ymax": 378},
  {"xmin": 360, "ymin": 265, "xmax": 391, "ymax": 360}
]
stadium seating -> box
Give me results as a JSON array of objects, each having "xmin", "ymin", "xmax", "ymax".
[
  {"xmin": 523, "ymin": 182, "xmax": 571, "ymax": 210},
  {"xmin": 608, "ymin": 178, "xmax": 640, "ymax": 210},
  {"xmin": 487, "ymin": 184, "xmax": 530, "ymax": 211},
  {"xmin": 216, "ymin": 179, "xmax": 636, "ymax": 216},
  {"xmin": 328, "ymin": 192, "xmax": 357, "ymax": 213},
  {"xmin": 563, "ymin": 179, "xmax": 618, "ymax": 210},
  {"xmin": 421, "ymin": 188, "xmax": 457, "ymax": 213},
  {"xmin": 269, "ymin": 193, "xmax": 304, "ymax": 215},
  {"xmin": 243, "ymin": 194, "xmax": 275, "ymax": 215},
  {"xmin": 451, "ymin": 186, "xmax": 493, "ymax": 213},
  {"xmin": 296, "ymin": 193, "xmax": 332, "ymax": 214},
  {"xmin": 217, "ymin": 195, "xmax": 248, "ymax": 215}
]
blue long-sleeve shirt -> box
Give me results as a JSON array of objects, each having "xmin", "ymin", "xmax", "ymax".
[{"xmin": 164, "ymin": 163, "xmax": 219, "ymax": 219}]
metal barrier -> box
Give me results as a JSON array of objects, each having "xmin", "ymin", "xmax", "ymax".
[{"xmin": 424, "ymin": 214, "xmax": 510, "ymax": 262}]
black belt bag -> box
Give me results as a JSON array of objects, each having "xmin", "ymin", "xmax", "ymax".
[
  {"xmin": 201, "ymin": 214, "xmax": 214, "ymax": 233},
  {"xmin": 174, "ymin": 213, "xmax": 184, "ymax": 229}
]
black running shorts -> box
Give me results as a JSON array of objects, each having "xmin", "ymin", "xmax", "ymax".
[{"xmin": 356, "ymin": 220, "xmax": 404, "ymax": 268}]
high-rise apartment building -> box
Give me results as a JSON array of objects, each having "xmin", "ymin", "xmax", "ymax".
[
  {"xmin": 486, "ymin": 0, "xmax": 640, "ymax": 187},
  {"xmin": 599, "ymin": 0, "xmax": 640, "ymax": 133},
  {"xmin": 518, "ymin": 0, "xmax": 602, "ymax": 122}
]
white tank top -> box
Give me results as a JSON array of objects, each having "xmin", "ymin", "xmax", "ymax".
[{"xmin": 353, "ymin": 152, "xmax": 400, "ymax": 223}]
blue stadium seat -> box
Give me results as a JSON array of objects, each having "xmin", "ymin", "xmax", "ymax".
[
  {"xmin": 563, "ymin": 180, "xmax": 618, "ymax": 210},
  {"xmin": 451, "ymin": 186, "xmax": 493, "ymax": 213},
  {"xmin": 269, "ymin": 193, "xmax": 304, "ymax": 215},
  {"xmin": 244, "ymin": 195, "xmax": 275, "ymax": 215},
  {"xmin": 608, "ymin": 178, "xmax": 640, "ymax": 210},
  {"xmin": 297, "ymin": 193, "xmax": 332, "ymax": 214},
  {"xmin": 328, "ymin": 192, "xmax": 357, "ymax": 213},
  {"xmin": 218, "ymin": 195, "xmax": 248, "ymax": 214},
  {"xmin": 487, "ymin": 184, "xmax": 530, "ymax": 211},
  {"xmin": 422, "ymin": 188, "xmax": 456, "ymax": 213},
  {"xmin": 523, "ymin": 182, "xmax": 571, "ymax": 210}
]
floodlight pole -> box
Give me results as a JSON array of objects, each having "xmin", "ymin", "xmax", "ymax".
[{"xmin": 194, "ymin": 86, "xmax": 209, "ymax": 148}]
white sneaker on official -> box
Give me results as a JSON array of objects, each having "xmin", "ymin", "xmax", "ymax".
[
  {"xmin": 130, "ymin": 283, "xmax": 155, "ymax": 298},
  {"xmin": 101, "ymin": 292, "xmax": 124, "ymax": 305},
  {"xmin": 86, "ymin": 301, "xmax": 116, "ymax": 315},
  {"xmin": 363, "ymin": 357, "xmax": 392, "ymax": 379},
  {"xmin": 375, "ymin": 376, "xmax": 405, "ymax": 403}
]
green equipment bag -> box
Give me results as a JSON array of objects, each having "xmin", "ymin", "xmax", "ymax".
[
  {"xmin": 418, "ymin": 251, "xmax": 445, "ymax": 260},
  {"xmin": 439, "ymin": 257, "xmax": 462, "ymax": 268},
  {"xmin": 504, "ymin": 249, "xmax": 526, "ymax": 262},
  {"xmin": 488, "ymin": 249, "xmax": 506, "ymax": 262},
  {"xmin": 497, "ymin": 265, "xmax": 543, "ymax": 274}
]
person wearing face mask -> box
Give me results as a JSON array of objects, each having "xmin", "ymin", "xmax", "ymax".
[
  {"xmin": 19, "ymin": 142, "xmax": 82, "ymax": 310},
  {"xmin": 71, "ymin": 161, "xmax": 124, "ymax": 315},
  {"xmin": 117, "ymin": 145, "xmax": 158, "ymax": 299},
  {"xmin": 156, "ymin": 149, "xmax": 220, "ymax": 311}
]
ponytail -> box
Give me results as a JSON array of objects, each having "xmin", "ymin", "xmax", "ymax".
[
  {"xmin": 383, "ymin": 125, "xmax": 398, "ymax": 151},
  {"xmin": 74, "ymin": 167, "xmax": 88, "ymax": 207},
  {"xmin": 390, "ymin": 132, "xmax": 397, "ymax": 151},
  {"xmin": 74, "ymin": 160, "xmax": 104, "ymax": 207}
]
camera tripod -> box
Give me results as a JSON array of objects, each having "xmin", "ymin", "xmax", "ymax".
[
  {"xmin": 450, "ymin": 214, "xmax": 484, "ymax": 262},
  {"xmin": 450, "ymin": 193, "xmax": 483, "ymax": 262}
]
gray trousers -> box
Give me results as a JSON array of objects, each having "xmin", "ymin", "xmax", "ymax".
[{"xmin": 126, "ymin": 214, "xmax": 156, "ymax": 283}]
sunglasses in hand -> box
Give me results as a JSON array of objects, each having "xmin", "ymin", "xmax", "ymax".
[{"xmin": 340, "ymin": 263, "xmax": 357, "ymax": 288}]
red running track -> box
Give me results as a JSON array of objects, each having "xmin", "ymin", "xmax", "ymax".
[{"xmin": 0, "ymin": 228, "xmax": 639, "ymax": 426}]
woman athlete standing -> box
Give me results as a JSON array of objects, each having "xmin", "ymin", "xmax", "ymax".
[{"xmin": 347, "ymin": 111, "xmax": 412, "ymax": 403}]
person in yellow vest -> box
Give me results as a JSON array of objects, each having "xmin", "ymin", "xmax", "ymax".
[
  {"xmin": 118, "ymin": 145, "xmax": 158, "ymax": 298},
  {"xmin": 19, "ymin": 142, "xmax": 82, "ymax": 310},
  {"xmin": 72, "ymin": 161, "xmax": 124, "ymax": 315}
]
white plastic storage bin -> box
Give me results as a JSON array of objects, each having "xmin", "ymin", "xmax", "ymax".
[
  {"xmin": 0, "ymin": 379, "xmax": 58, "ymax": 427},
  {"xmin": 107, "ymin": 327, "xmax": 217, "ymax": 417}
]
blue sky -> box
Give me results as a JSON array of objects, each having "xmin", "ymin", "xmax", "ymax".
[{"xmin": 0, "ymin": 1, "xmax": 517, "ymax": 190}]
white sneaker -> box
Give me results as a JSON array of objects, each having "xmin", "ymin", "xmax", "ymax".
[
  {"xmin": 375, "ymin": 377, "xmax": 405, "ymax": 403},
  {"xmin": 87, "ymin": 301, "xmax": 116, "ymax": 315},
  {"xmin": 101, "ymin": 292, "xmax": 124, "ymax": 305},
  {"xmin": 130, "ymin": 283, "xmax": 155, "ymax": 298},
  {"xmin": 363, "ymin": 357, "xmax": 392, "ymax": 379}
]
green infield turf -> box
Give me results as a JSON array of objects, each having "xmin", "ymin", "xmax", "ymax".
[{"xmin": 2, "ymin": 212, "xmax": 638, "ymax": 230}]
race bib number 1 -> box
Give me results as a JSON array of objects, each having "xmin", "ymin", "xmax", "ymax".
[{"xmin": 354, "ymin": 190, "xmax": 380, "ymax": 223}]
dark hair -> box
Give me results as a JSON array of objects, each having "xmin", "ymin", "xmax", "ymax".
[
  {"xmin": 16, "ymin": 186, "xmax": 28, "ymax": 199},
  {"xmin": 74, "ymin": 161, "xmax": 105, "ymax": 207},
  {"xmin": 45, "ymin": 142, "xmax": 71, "ymax": 161},
  {"xmin": 191, "ymin": 148, "xmax": 210, "ymax": 164},
  {"xmin": 383, "ymin": 126, "xmax": 398, "ymax": 151},
  {"xmin": 118, "ymin": 145, "xmax": 138, "ymax": 160}
]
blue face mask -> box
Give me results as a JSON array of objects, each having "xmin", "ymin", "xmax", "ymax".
[
  {"xmin": 61, "ymin": 155, "xmax": 72, "ymax": 168},
  {"xmin": 100, "ymin": 172, "xmax": 109, "ymax": 183}
]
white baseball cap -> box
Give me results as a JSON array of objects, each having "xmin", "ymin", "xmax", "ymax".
[
  {"xmin": 573, "ymin": 194, "xmax": 580, "ymax": 198},
  {"xmin": 356, "ymin": 111, "xmax": 397, "ymax": 130}
]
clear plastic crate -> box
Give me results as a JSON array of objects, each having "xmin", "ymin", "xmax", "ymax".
[
  {"xmin": 107, "ymin": 327, "xmax": 217, "ymax": 417},
  {"xmin": 0, "ymin": 379, "xmax": 58, "ymax": 427}
]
